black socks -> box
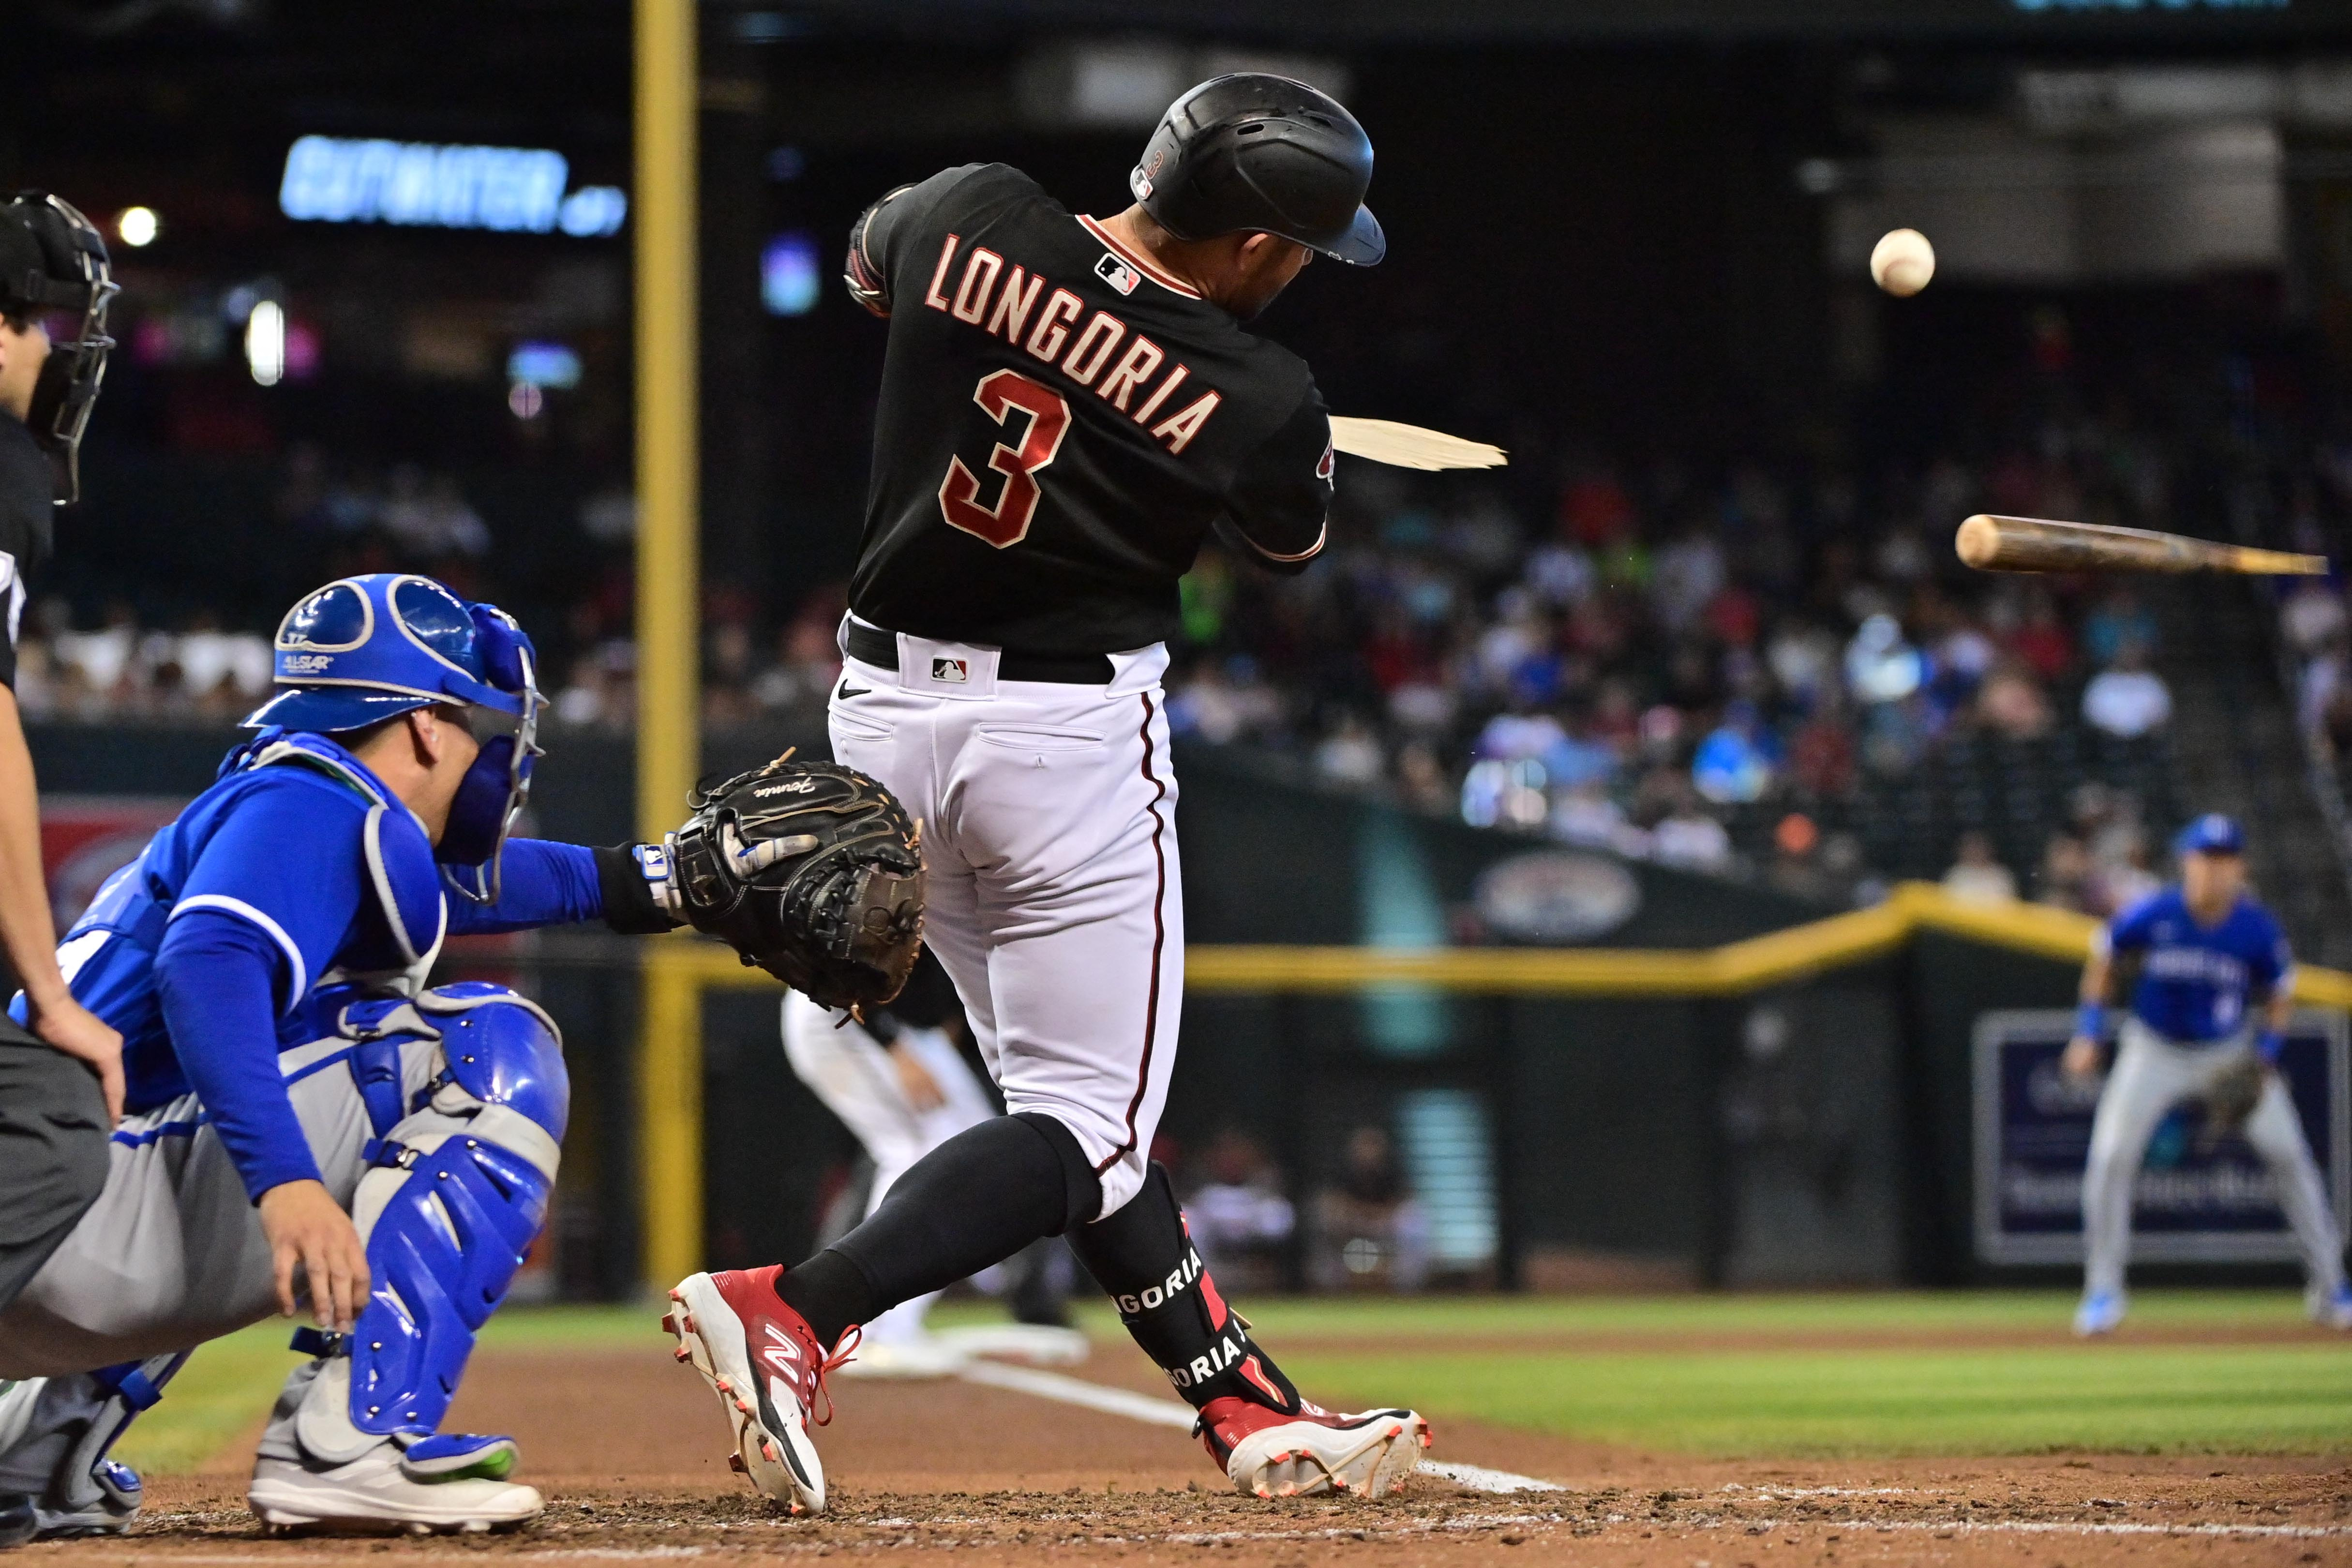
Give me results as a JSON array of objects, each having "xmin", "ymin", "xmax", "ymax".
[
  {"xmin": 1066, "ymin": 1163, "xmax": 1301, "ymax": 1414},
  {"xmin": 771, "ymin": 1126, "xmax": 1300, "ymax": 1419},
  {"xmin": 773, "ymin": 1112, "xmax": 1101, "ymax": 1349}
]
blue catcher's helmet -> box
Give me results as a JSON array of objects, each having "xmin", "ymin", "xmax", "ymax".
[{"xmin": 244, "ymin": 574, "xmax": 545, "ymax": 903}]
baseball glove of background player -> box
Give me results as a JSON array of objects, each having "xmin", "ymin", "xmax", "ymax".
[
  {"xmin": 2199, "ymin": 1052, "xmax": 2268, "ymax": 1150},
  {"xmin": 670, "ymin": 754, "xmax": 924, "ymax": 1015}
]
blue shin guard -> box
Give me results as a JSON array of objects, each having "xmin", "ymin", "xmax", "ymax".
[{"xmin": 339, "ymin": 986, "xmax": 568, "ymax": 1443}]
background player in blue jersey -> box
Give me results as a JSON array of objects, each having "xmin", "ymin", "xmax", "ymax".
[
  {"xmin": 2062, "ymin": 813, "xmax": 2352, "ymax": 1336},
  {"xmin": 0, "ymin": 573, "xmax": 691, "ymax": 1537}
]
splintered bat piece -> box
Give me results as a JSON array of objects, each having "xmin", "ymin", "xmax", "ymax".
[
  {"xmin": 1954, "ymin": 514, "xmax": 2326, "ymax": 577},
  {"xmin": 1328, "ymin": 417, "xmax": 1506, "ymax": 471}
]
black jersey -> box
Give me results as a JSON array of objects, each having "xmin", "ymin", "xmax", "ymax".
[
  {"xmin": 846, "ymin": 163, "xmax": 1333, "ymax": 657},
  {"xmin": 0, "ymin": 419, "xmax": 52, "ymax": 690}
]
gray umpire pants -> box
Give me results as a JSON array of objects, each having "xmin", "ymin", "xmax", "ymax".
[
  {"xmin": 2082, "ymin": 1017, "xmax": 2348, "ymax": 1298},
  {"xmin": 0, "ymin": 1030, "xmax": 110, "ymax": 1318}
]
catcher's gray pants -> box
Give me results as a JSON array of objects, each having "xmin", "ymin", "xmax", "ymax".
[
  {"xmin": 2082, "ymin": 1018, "xmax": 2345, "ymax": 1297},
  {"xmin": 0, "ymin": 1032, "xmax": 110, "ymax": 1317},
  {"xmin": 0, "ymin": 1031, "xmax": 438, "ymax": 1379}
]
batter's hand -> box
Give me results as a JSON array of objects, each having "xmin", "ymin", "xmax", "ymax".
[
  {"xmin": 29, "ymin": 994, "xmax": 124, "ymax": 1125},
  {"xmin": 2062, "ymin": 1035, "xmax": 2103, "ymax": 1081},
  {"xmin": 260, "ymin": 1179, "xmax": 371, "ymax": 1334},
  {"xmin": 889, "ymin": 1041, "xmax": 946, "ymax": 1113}
]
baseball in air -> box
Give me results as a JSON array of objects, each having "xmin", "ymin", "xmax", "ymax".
[{"xmin": 1870, "ymin": 227, "xmax": 1935, "ymax": 297}]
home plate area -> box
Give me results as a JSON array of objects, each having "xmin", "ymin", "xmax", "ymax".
[{"xmin": 57, "ymin": 1326, "xmax": 2352, "ymax": 1568}]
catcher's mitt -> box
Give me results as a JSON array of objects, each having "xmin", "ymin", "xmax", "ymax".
[
  {"xmin": 2199, "ymin": 1051, "xmax": 2268, "ymax": 1150},
  {"xmin": 670, "ymin": 755, "xmax": 924, "ymax": 1014}
]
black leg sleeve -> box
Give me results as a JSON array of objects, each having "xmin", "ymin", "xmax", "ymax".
[
  {"xmin": 1066, "ymin": 1163, "xmax": 1302, "ymax": 1414},
  {"xmin": 778, "ymin": 1112, "xmax": 1101, "ymax": 1349}
]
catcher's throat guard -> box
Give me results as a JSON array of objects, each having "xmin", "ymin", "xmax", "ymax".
[{"xmin": 672, "ymin": 756, "xmax": 925, "ymax": 1015}]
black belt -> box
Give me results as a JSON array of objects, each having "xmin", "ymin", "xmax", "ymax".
[{"xmin": 844, "ymin": 622, "xmax": 1114, "ymax": 685}]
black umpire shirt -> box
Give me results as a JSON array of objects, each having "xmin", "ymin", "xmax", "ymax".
[
  {"xmin": 0, "ymin": 413, "xmax": 98, "ymax": 1314},
  {"xmin": 848, "ymin": 163, "xmax": 1335, "ymax": 657},
  {"xmin": 0, "ymin": 417, "xmax": 50, "ymax": 690}
]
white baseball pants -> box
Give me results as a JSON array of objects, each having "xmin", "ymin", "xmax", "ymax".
[
  {"xmin": 2082, "ymin": 1017, "xmax": 2346, "ymax": 1297},
  {"xmin": 780, "ymin": 991, "xmax": 997, "ymax": 1344},
  {"xmin": 827, "ymin": 629, "xmax": 1181, "ymax": 1218}
]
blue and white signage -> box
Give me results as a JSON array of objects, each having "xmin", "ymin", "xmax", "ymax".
[
  {"xmin": 280, "ymin": 136, "xmax": 627, "ymax": 237},
  {"xmin": 1973, "ymin": 1009, "xmax": 2349, "ymax": 1265}
]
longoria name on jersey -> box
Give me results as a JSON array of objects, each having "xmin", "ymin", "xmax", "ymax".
[{"xmin": 917, "ymin": 230, "xmax": 1225, "ymax": 456}]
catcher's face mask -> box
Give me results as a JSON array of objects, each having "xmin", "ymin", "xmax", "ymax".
[
  {"xmin": 1, "ymin": 194, "xmax": 118, "ymax": 505},
  {"xmin": 437, "ymin": 602, "xmax": 543, "ymax": 904}
]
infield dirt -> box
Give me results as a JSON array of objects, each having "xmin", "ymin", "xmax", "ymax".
[{"xmin": 20, "ymin": 1341, "xmax": 2350, "ymax": 1568}]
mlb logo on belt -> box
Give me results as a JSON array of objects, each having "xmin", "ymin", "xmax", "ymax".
[
  {"xmin": 1094, "ymin": 253, "xmax": 1139, "ymax": 296},
  {"xmin": 931, "ymin": 657, "xmax": 970, "ymax": 684}
]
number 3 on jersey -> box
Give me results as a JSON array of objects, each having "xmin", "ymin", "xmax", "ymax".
[{"xmin": 939, "ymin": 369, "xmax": 1071, "ymax": 548}]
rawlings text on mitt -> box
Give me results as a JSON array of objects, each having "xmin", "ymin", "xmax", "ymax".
[{"xmin": 670, "ymin": 755, "xmax": 924, "ymax": 1014}]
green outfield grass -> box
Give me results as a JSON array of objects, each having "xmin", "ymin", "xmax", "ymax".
[{"xmin": 100, "ymin": 1290, "xmax": 2352, "ymax": 1474}]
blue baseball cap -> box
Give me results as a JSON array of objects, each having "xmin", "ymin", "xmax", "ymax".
[{"xmin": 2174, "ymin": 813, "xmax": 2246, "ymax": 857}]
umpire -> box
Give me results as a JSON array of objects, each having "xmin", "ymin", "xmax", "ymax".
[{"xmin": 0, "ymin": 194, "xmax": 124, "ymax": 1332}]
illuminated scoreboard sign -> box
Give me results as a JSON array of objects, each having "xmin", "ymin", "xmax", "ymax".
[{"xmin": 279, "ymin": 136, "xmax": 628, "ymax": 236}]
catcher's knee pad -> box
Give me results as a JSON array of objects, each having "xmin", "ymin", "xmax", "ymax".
[{"xmin": 344, "ymin": 985, "xmax": 566, "ymax": 1439}]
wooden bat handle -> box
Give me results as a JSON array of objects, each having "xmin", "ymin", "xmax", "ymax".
[{"xmin": 1955, "ymin": 514, "xmax": 2326, "ymax": 577}]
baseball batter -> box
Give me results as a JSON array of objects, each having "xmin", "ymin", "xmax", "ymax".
[
  {"xmin": 0, "ymin": 573, "xmax": 689, "ymax": 1534},
  {"xmin": 2062, "ymin": 813, "xmax": 2352, "ymax": 1335},
  {"xmin": 667, "ymin": 74, "xmax": 1429, "ymax": 1512}
]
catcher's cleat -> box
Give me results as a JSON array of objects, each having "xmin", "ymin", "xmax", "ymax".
[
  {"xmin": 666, "ymin": 1267, "xmax": 859, "ymax": 1515},
  {"xmin": 1194, "ymin": 1395, "xmax": 1430, "ymax": 1500},
  {"xmin": 246, "ymin": 1448, "xmax": 542, "ymax": 1535}
]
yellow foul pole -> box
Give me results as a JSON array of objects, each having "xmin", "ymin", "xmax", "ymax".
[{"xmin": 634, "ymin": 0, "xmax": 702, "ymax": 1292}]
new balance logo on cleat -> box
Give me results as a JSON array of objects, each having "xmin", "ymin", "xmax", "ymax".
[{"xmin": 761, "ymin": 1324, "xmax": 803, "ymax": 1376}]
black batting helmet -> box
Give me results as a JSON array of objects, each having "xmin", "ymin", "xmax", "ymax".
[{"xmin": 1129, "ymin": 74, "xmax": 1383, "ymax": 266}]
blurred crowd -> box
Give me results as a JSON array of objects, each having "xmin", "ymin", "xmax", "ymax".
[
  {"xmin": 1158, "ymin": 433, "xmax": 2176, "ymax": 900},
  {"xmin": 1178, "ymin": 1124, "xmax": 1436, "ymax": 1295}
]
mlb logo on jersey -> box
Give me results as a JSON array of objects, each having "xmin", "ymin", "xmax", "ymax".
[
  {"xmin": 1094, "ymin": 252, "xmax": 1140, "ymax": 296},
  {"xmin": 931, "ymin": 657, "xmax": 971, "ymax": 684}
]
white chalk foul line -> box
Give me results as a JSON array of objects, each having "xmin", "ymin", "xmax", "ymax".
[
  {"xmin": 1744, "ymin": 1516, "xmax": 2352, "ymax": 1540},
  {"xmin": 952, "ymin": 1359, "xmax": 1197, "ymax": 1430},
  {"xmin": 1419, "ymin": 1461, "xmax": 1566, "ymax": 1494},
  {"xmin": 950, "ymin": 1359, "xmax": 1564, "ymax": 1495}
]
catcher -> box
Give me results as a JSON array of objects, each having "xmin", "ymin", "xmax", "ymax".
[{"xmin": 2062, "ymin": 814, "xmax": 2352, "ymax": 1335}]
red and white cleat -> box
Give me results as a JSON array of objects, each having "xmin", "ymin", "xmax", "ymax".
[
  {"xmin": 663, "ymin": 1267, "xmax": 859, "ymax": 1515},
  {"xmin": 1195, "ymin": 1396, "xmax": 1431, "ymax": 1500}
]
